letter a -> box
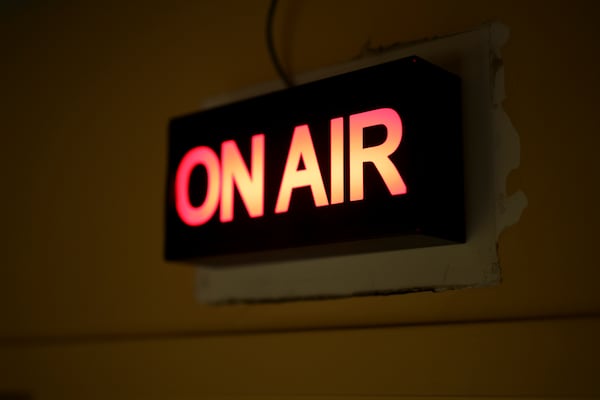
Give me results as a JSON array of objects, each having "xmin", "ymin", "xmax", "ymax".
[{"xmin": 275, "ymin": 125, "xmax": 329, "ymax": 214}]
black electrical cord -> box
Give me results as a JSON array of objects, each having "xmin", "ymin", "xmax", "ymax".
[{"xmin": 266, "ymin": 0, "xmax": 293, "ymax": 87}]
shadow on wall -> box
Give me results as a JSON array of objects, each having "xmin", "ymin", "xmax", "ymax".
[{"xmin": 0, "ymin": 394, "xmax": 31, "ymax": 400}]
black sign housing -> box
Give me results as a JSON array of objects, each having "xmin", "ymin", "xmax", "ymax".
[{"xmin": 166, "ymin": 56, "xmax": 464, "ymax": 262}]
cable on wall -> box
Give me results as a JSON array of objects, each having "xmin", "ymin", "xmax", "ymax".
[{"xmin": 266, "ymin": 0, "xmax": 293, "ymax": 87}]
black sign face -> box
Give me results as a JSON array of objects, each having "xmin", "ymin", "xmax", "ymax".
[{"xmin": 165, "ymin": 56, "xmax": 464, "ymax": 261}]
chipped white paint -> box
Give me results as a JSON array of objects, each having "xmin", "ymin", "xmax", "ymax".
[
  {"xmin": 194, "ymin": 22, "xmax": 526, "ymax": 303},
  {"xmin": 490, "ymin": 24, "xmax": 528, "ymax": 236}
]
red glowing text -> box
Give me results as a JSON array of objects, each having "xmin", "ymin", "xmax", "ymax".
[{"xmin": 174, "ymin": 107, "xmax": 407, "ymax": 226}]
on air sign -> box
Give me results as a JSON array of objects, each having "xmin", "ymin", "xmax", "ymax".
[{"xmin": 165, "ymin": 57, "xmax": 464, "ymax": 261}]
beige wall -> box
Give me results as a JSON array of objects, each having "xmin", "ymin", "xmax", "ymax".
[{"xmin": 1, "ymin": 0, "xmax": 599, "ymax": 398}]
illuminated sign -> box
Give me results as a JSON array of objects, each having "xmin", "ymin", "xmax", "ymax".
[{"xmin": 165, "ymin": 56, "xmax": 464, "ymax": 261}]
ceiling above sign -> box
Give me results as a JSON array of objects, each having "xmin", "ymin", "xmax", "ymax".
[{"xmin": 165, "ymin": 56, "xmax": 464, "ymax": 261}]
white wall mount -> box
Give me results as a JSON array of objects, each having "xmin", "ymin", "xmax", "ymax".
[{"xmin": 195, "ymin": 22, "xmax": 527, "ymax": 304}]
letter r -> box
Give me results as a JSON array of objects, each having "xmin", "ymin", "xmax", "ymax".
[{"xmin": 349, "ymin": 108, "xmax": 407, "ymax": 201}]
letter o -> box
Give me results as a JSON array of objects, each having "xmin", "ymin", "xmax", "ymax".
[{"xmin": 175, "ymin": 146, "xmax": 221, "ymax": 226}]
